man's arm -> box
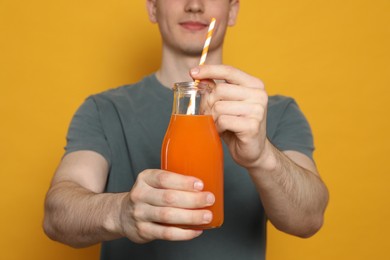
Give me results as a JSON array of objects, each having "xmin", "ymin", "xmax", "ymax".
[
  {"xmin": 43, "ymin": 151, "xmax": 125, "ymax": 247},
  {"xmin": 190, "ymin": 65, "xmax": 329, "ymax": 238},
  {"xmin": 43, "ymin": 151, "xmax": 214, "ymax": 248},
  {"xmin": 249, "ymin": 145, "xmax": 328, "ymax": 237}
]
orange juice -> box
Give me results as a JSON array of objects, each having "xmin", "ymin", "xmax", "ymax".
[{"xmin": 161, "ymin": 114, "xmax": 224, "ymax": 229}]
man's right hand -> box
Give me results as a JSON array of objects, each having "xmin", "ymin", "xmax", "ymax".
[
  {"xmin": 44, "ymin": 151, "xmax": 214, "ymax": 247},
  {"xmin": 119, "ymin": 169, "xmax": 215, "ymax": 243}
]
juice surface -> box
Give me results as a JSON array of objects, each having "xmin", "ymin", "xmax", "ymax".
[{"xmin": 161, "ymin": 114, "xmax": 224, "ymax": 229}]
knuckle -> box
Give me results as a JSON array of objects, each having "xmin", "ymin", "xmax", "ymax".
[
  {"xmin": 132, "ymin": 205, "xmax": 144, "ymax": 221},
  {"xmin": 162, "ymin": 191, "xmax": 177, "ymax": 205},
  {"xmin": 215, "ymin": 116, "xmax": 223, "ymax": 128},
  {"xmin": 213, "ymin": 84, "xmax": 222, "ymax": 96},
  {"xmin": 215, "ymin": 114, "xmax": 231, "ymax": 133},
  {"xmin": 252, "ymin": 88, "xmax": 266, "ymax": 100},
  {"xmin": 252, "ymin": 104, "xmax": 264, "ymax": 117},
  {"xmin": 218, "ymin": 114, "xmax": 229, "ymax": 126},
  {"xmin": 260, "ymin": 91, "xmax": 268, "ymax": 103},
  {"xmin": 129, "ymin": 190, "xmax": 141, "ymax": 204},
  {"xmin": 213, "ymin": 101, "xmax": 223, "ymax": 114},
  {"xmin": 259, "ymin": 107, "xmax": 266, "ymax": 121},
  {"xmin": 135, "ymin": 222, "xmax": 151, "ymax": 241},
  {"xmin": 255, "ymin": 104, "xmax": 266, "ymax": 121},
  {"xmin": 215, "ymin": 117, "xmax": 225, "ymax": 130},
  {"xmin": 249, "ymin": 119, "xmax": 260, "ymax": 131},
  {"xmin": 158, "ymin": 208, "xmax": 174, "ymax": 222},
  {"xmin": 156, "ymin": 172, "xmax": 169, "ymax": 187},
  {"xmin": 253, "ymin": 78, "xmax": 265, "ymax": 89},
  {"xmin": 223, "ymin": 65, "xmax": 234, "ymax": 75},
  {"xmin": 161, "ymin": 228, "xmax": 175, "ymax": 240},
  {"xmin": 138, "ymin": 170, "xmax": 148, "ymax": 179}
]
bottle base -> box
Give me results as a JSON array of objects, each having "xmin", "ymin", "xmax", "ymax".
[{"xmin": 172, "ymin": 222, "xmax": 223, "ymax": 230}]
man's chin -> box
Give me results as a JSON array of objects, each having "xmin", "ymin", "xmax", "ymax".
[
  {"xmin": 179, "ymin": 47, "xmax": 203, "ymax": 57},
  {"xmin": 165, "ymin": 42, "xmax": 204, "ymax": 57}
]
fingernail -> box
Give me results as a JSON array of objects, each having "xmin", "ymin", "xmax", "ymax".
[
  {"xmin": 203, "ymin": 212, "xmax": 212, "ymax": 223},
  {"xmin": 206, "ymin": 193, "xmax": 215, "ymax": 205},
  {"xmin": 194, "ymin": 181, "xmax": 204, "ymax": 191},
  {"xmin": 190, "ymin": 67, "xmax": 200, "ymax": 75}
]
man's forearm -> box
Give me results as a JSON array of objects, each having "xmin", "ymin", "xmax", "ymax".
[
  {"xmin": 249, "ymin": 142, "xmax": 329, "ymax": 238},
  {"xmin": 43, "ymin": 181, "xmax": 126, "ymax": 248}
]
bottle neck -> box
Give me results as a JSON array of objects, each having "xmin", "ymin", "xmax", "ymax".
[{"xmin": 172, "ymin": 81, "xmax": 210, "ymax": 116}]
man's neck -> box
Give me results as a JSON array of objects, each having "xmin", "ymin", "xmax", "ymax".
[{"xmin": 156, "ymin": 45, "xmax": 223, "ymax": 88}]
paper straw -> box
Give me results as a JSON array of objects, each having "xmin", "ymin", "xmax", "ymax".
[
  {"xmin": 199, "ymin": 17, "xmax": 216, "ymax": 67},
  {"xmin": 187, "ymin": 18, "xmax": 216, "ymax": 115}
]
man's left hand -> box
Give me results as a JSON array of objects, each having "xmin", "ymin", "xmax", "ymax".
[{"xmin": 190, "ymin": 65, "xmax": 269, "ymax": 170}]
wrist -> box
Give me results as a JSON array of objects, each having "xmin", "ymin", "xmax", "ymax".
[
  {"xmin": 102, "ymin": 192, "xmax": 128, "ymax": 238},
  {"xmin": 248, "ymin": 139, "xmax": 278, "ymax": 174}
]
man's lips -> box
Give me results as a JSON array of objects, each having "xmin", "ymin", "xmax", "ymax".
[{"xmin": 179, "ymin": 21, "xmax": 208, "ymax": 31}]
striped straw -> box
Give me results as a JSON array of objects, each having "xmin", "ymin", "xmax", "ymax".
[
  {"xmin": 199, "ymin": 17, "xmax": 216, "ymax": 66},
  {"xmin": 187, "ymin": 18, "xmax": 216, "ymax": 115}
]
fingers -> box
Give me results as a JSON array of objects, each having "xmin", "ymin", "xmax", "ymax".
[
  {"xmin": 209, "ymin": 83, "xmax": 260, "ymax": 101},
  {"xmin": 135, "ymin": 170, "xmax": 214, "ymax": 209},
  {"xmin": 190, "ymin": 65, "xmax": 268, "ymax": 136},
  {"xmin": 141, "ymin": 170, "xmax": 204, "ymax": 192},
  {"xmin": 133, "ymin": 222, "xmax": 203, "ymax": 243},
  {"xmin": 134, "ymin": 203, "xmax": 213, "ymax": 225},
  {"xmin": 188, "ymin": 64, "xmax": 269, "ymax": 170},
  {"xmin": 139, "ymin": 188, "xmax": 215, "ymax": 209},
  {"xmin": 215, "ymin": 115, "xmax": 261, "ymax": 136},
  {"xmin": 190, "ymin": 64, "xmax": 264, "ymax": 89},
  {"xmin": 122, "ymin": 170, "xmax": 215, "ymax": 243},
  {"xmin": 212, "ymin": 100, "xmax": 264, "ymax": 118},
  {"xmin": 219, "ymin": 82, "xmax": 267, "ymax": 102},
  {"xmin": 209, "ymin": 85, "xmax": 267, "ymax": 133}
]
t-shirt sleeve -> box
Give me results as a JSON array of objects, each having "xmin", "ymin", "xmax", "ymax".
[
  {"xmin": 64, "ymin": 97, "xmax": 111, "ymax": 165},
  {"xmin": 272, "ymin": 99, "xmax": 315, "ymax": 160}
]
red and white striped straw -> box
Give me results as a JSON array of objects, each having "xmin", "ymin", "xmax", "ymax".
[{"xmin": 187, "ymin": 18, "xmax": 216, "ymax": 115}]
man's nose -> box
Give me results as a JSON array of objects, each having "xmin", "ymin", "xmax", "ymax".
[{"xmin": 184, "ymin": 0, "xmax": 204, "ymax": 13}]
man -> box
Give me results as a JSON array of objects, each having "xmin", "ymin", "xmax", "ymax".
[{"xmin": 43, "ymin": 0, "xmax": 329, "ymax": 259}]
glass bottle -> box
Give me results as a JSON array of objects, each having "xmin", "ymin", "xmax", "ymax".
[{"xmin": 161, "ymin": 81, "xmax": 224, "ymax": 229}]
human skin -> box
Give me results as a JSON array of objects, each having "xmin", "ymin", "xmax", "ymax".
[{"xmin": 43, "ymin": 0, "xmax": 328, "ymax": 247}]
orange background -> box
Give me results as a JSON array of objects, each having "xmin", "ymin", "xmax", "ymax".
[{"xmin": 1, "ymin": 0, "xmax": 389, "ymax": 259}]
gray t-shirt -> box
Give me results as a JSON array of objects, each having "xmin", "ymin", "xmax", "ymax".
[{"xmin": 65, "ymin": 74, "xmax": 314, "ymax": 260}]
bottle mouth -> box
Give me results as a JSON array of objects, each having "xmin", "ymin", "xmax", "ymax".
[{"xmin": 173, "ymin": 81, "xmax": 212, "ymax": 92}]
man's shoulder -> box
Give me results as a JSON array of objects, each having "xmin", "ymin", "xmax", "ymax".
[
  {"xmin": 266, "ymin": 95, "xmax": 301, "ymax": 132},
  {"xmin": 268, "ymin": 95, "xmax": 297, "ymax": 114},
  {"xmin": 268, "ymin": 94, "xmax": 295, "ymax": 107},
  {"xmin": 80, "ymin": 73, "xmax": 171, "ymax": 118},
  {"xmin": 92, "ymin": 74, "xmax": 156, "ymax": 101}
]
